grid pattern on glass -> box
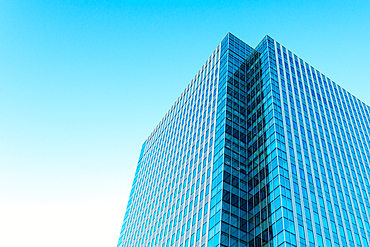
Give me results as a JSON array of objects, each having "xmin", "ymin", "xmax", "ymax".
[
  {"xmin": 118, "ymin": 41, "xmax": 223, "ymax": 247},
  {"xmin": 273, "ymin": 38, "xmax": 370, "ymax": 247},
  {"xmin": 117, "ymin": 33, "xmax": 370, "ymax": 247},
  {"xmin": 210, "ymin": 35, "xmax": 275, "ymax": 247},
  {"xmin": 207, "ymin": 33, "xmax": 257, "ymax": 247}
]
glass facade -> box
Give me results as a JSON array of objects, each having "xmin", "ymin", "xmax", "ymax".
[{"xmin": 117, "ymin": 33, "xmax": 370, "ymax": 247}]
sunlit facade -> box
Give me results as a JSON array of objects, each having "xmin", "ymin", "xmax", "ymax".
[{"xmin": 117, "ymin": 33, "xmax": 370, "ymax": 247}]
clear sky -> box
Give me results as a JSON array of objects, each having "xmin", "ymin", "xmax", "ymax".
[{"xmin": 1, "ymin": 1, "xmax": 370, "ymax": 246}]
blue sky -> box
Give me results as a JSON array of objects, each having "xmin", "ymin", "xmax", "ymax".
[{"xmin": 1, "ymin": 1, "xmax": 370, "ymax": 246}]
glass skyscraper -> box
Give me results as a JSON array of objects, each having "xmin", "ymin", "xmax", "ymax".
[{"xmin": 117, "ymin": 33, "xmax": 370, "ymax": 247}]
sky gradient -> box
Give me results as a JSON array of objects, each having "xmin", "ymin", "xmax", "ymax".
[{"xmin": 1, "ymin": 1, "xmax": 370, "ymax": 246}]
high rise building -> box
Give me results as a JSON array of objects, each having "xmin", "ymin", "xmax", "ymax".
[{"xmin": 117, "ymin": 33, "xmax": 370, "ymax": 247}]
